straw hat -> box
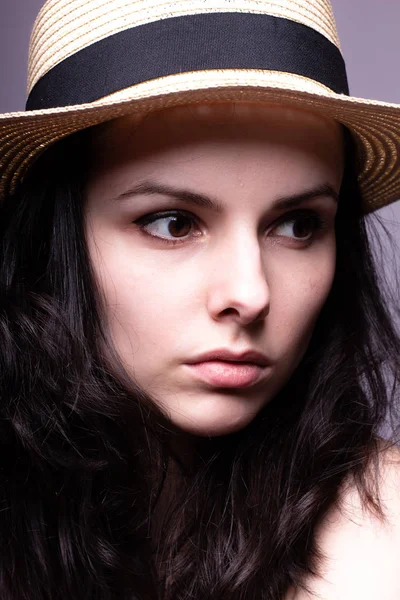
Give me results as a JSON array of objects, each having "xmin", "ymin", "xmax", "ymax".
[{"xmin": 1, "ymin": 0, "xmax": 400, "ymax": 213}]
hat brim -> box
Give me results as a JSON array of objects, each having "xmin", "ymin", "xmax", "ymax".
[{"xmin": 1, "ymin": 68, "xmax": 400, "ymax": 213}]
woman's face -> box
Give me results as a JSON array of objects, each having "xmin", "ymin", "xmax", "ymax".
[{"xmin": 84, "ymin": 102, "xmax": 344, "ymax": 436}]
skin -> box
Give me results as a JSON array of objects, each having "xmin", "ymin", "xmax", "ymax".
[
  {"xmin": 84, "ymin": 102, "xmax": 344, "ymax": 437},
  {"xmin": 287, "ymin": 442, "xmax": 400, "ymax": 599}
]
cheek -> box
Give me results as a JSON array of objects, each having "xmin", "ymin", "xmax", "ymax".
[
  {"xmin": 88, "ymin": 241, "xmax": 196, "ymax": 356},
  {"xmin": 272, "ymin": 249, "xmax": 336, "ymax": 353}
]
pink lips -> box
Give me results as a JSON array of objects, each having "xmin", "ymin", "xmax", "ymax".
[
  {"xmin": 186, "ymin": 360, "xmax": 265, "ymax": 388},
  {"xmin": 184, "ymin": 348, "xmax": 270, "ymax": 388}
]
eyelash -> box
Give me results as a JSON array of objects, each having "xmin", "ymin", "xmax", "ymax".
[{"xmin": 134, "ymin": 209, "xmax": 327, "ymax": 246}]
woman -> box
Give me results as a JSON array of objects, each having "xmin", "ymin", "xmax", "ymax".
[{"xmin": 1, "ymin": 0, "xmax": 400, "ymax": 598}]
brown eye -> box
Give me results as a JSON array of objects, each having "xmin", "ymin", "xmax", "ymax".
[
  {"xmin": 135, "ymin": 211, "xmax": 202, "ymax": 244},
  {"xmin": 271, "ymin": 211, "xmax": 325, "ymax": 241},
  {"xmin": 167, "ymin": 215, "xmax": 192, "ymax": 238}
]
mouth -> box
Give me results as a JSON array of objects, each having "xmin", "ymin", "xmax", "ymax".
[
  {"xmin": 184, "ymin": 360, "xmax": 269, "ymax": 388},
  {"xmin": 186, "ymin": 348, "xmax": 269, "ymax": 367}
]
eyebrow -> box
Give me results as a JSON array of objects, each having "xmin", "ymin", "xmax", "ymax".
[{"xmin": 114, "ymin": 180, "xmax": 339, "ymax": 212}]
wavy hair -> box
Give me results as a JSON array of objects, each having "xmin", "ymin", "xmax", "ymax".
[{"xmin": 0, "ymin": 123, "xmax": 399, "ymax": 600}]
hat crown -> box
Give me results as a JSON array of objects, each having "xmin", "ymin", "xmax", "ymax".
[{"xmin": 28, "ymin": 0, "xmax": 341, "ymax": 95}]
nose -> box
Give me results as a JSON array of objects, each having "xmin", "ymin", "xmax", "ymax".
[{"xmin": 206, "ymin": 230, "xmax": 270, "ymax": 326}]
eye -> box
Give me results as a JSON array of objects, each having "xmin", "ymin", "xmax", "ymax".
[
  {"xmin": 135, "ymin": 210, "xmax": 202, "ymax": 244},
  {"xmin": 270, "ymin": 210, "xmax": 326, "ymax": 242}
]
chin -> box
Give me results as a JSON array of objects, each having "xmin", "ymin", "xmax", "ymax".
[{"xmin": 170, "ymin": 408, "xmax": 260, "ymax": 437}]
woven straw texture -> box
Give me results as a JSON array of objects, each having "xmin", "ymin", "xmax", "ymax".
[
  {"xmin": 1, "ymin": 0, "xmax": 400, "ymax": 213},
  {"xmin": 2, "ymin": 69, "xmax": 400, "ymax": 212},
  {"xmin": 28, "ymin": 0, "xmax": 340, "ymax": 93}
]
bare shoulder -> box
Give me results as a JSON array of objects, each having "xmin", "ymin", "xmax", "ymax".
[{"xmin": 291, "ymin": 439, "xmax": 400, "ymax": 600}]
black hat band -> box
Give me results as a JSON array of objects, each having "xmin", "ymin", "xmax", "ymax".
[{"xmin": 26, "ymin": 12, "xmax": 349, "ymax": 111}]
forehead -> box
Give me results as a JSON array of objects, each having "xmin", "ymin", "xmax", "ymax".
[
  {"xmin": 90, "ymin": 102, "xmax": 343, "ymax": 158},
  {"xmin": 86, "ymin": 102, "xmax": 344, "ymax": 200}
]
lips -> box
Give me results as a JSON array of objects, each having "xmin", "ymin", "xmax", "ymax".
[
  {"xmin": 185, "ymin": 360, "xmax": 266, "ymax": 388},
  {"xmin": 184, "ymin": 348, "xmax": 270, "ymax": 388},
  {"xmin": 186, "ymin": 348, "xmax": 269, "ymax": 367}
]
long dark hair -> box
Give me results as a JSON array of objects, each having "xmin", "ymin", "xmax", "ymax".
[{"xmin": 0, "ymin": 121, "xmax": 399, "ymax": 600}]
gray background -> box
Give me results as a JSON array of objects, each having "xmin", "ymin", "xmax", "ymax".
[{"xmin": 0, "ymin": 1, "xmax": 399, "ymax": 249}]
